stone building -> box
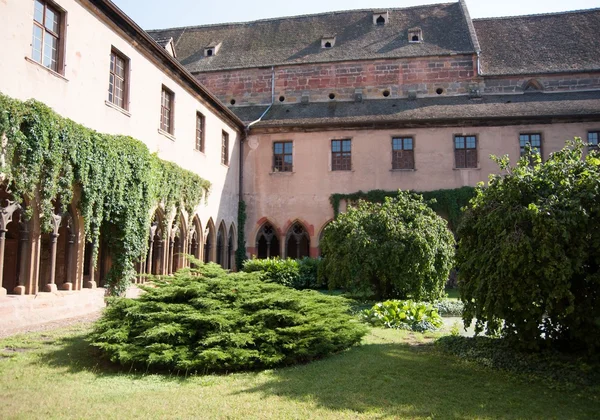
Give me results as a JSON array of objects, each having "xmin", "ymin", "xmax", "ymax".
[
  {"xmin": 0, "ymin": 0, "xmax": 599, "ymax": 309},
  {"xmin": 149, "ymin": 0, "xmax": 600, "ymax": 259},
  {"xmin": 0, "ymin": 0, "xmax": 245, "ymax": 299}
]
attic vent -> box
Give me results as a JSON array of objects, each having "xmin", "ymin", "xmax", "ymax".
[
  {"xmin": 321, "ymin": 35, "xmax": 336, "ymax": 49},
  {"xmin": 373, "ymin": 11, "xmax": 389, "ymax": 26},
  {"xmin": 204, "ymin": 42, "xmax": 222, "ymax": 57},
  {"xmin": 522, "ymin": 79, "xmax": 544, "ymax": 92},
  {"xmin": 408, "ymin": 27, "xmax": 423, "ymax": 43}
]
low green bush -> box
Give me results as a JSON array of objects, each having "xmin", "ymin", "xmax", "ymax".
[
  {"xmin": 436, "ymin": 336, "xmax": 600, "ymax": 391},
  {"xmin": 360, "ymin": 300, "xmax": 443, "ymax": 332},
  {"xmin": 434, "ymin": 299, "xmax": 464, "ymax": 317},
  {"xmin": 91, "ymin": 264, "xmax": 366, "ymax": 373},
  {"xmin": 242, "ymin": 257, "xmax": 323, "ymax": 289}
]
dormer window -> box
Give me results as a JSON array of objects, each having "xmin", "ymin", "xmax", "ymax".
[
  {"xmin": 408, "ymin": 27, "xmax": 423, "ymax": 43},
  {"xmin": 321, "ymin": 34, "xmax": 336, "ymax": 48},
  {"xmin": 204, "ymin": 41, "xmax": 222, "ymax": 57},
  {"xmin": 373, "ymin": 11, "xmax": 388, "ymax": 26}
]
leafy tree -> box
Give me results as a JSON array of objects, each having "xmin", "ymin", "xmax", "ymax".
[
  {"xmin": 320, "ymin": 191, "xmax": 455, "ymax": 300},
  {"xmin": 457, "ymin": 139, "xmax": 600, "ymax": 351},
  {"xmin": 91, "ymin": 263, "xmax": 367, "ymax": 373}
]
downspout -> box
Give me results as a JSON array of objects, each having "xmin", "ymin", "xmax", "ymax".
[
  {"xmin": 247, "ymin": 66, "xmax": 275, "ymax": 128},
  {"xmin": 476, "ymin": 50, "xmax": 482, "ymax": 76}
]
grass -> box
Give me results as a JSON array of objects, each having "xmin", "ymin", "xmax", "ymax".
[
  {"xmin": 444, "ymin": 287, "xmax": 460, "ymax": 300},
  {"xmin": 1, "ymin": 323, "xmax": 598, "ymax": 419}
]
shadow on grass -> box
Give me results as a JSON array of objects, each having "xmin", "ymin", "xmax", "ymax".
[{"xmin": 237, "ymin": 341, "xmax": 599, "ymax": 419}]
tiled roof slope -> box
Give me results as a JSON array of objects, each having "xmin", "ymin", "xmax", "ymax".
[
  {"xmin": 473, "ymin": 8, "xmax": 600, "ymax": 75},
  {"xmin": 148, "ymin": 3, "xmax": 475, "ymax": 72},
  {"xmin": 238, "ymin": 91, "xmax": 600, "ymax": 127}
]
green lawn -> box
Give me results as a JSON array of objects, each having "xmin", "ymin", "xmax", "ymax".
[{"xmin": 0, "ymin": 323, "xmax": 598, "ymax": 419}]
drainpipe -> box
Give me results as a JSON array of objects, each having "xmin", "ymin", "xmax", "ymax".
[
  {"xmin": 476, "ymin": 50, "xmax": 482, "ymax": 76},
  {"xmin": 247, "ymin": 66, "xmax": 275, "ymax": 128}
]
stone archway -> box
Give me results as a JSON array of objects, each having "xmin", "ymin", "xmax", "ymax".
[
  {"xmin": 228, "ymin": 224, "xmax": 235, "ymax": 270},
  {"xmin": 216, "ymin": 222, "xmax": 227, "ymax": 268},
  {"xmin": 0, "ymin": 196, "xmax": 24, "ymax": 296},
  {"xmin": 168, "ymin": 212, "xmax": 186, "ymax": 274},
  {"xmin": 204, "ymin": 219, "xmax": 216, "ymax": 263},
  {"xmin": 256, "ymin": 221, "xmax": 280, "ymax": 259},
  {"xmin": 285, "ymin": 221, "xmax": 310, "ymax": 259},
  {"xmin": 187, "ymin": 216, "xmax": 203, "ymax": 265}
]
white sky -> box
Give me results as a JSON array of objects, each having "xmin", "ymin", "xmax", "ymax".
[{"xmin": 110, "ymin": 0, "xmax": 600, "ymax": 30}]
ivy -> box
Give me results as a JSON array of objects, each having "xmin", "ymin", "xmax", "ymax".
[
  {"xmin": 330, "ymin": 186, "xmax": 476, "ymax": 230},
  {"xmin": 0, "ymin": 93, "xmax": 210, "ymax": 295},
  {"xmin": 235, "ymin": 200, "xmax": 247, "ymax": 270}
]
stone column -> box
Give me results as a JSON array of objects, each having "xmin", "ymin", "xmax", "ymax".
[
  {"xmin": 43, "ymin": 213, "xmax": 62, "ymax": 292},
  {"xmin": 61, "ymin": 227, "xmax": 76, "ymax": 291},
  {"xmin": 168, "ymin": 238, "xmax": 174, "ymax": 275},
  {"xmin": 0, "ymin": 202, "xmax": 21, "ymax": 296},
  {"xmin": 14, "ymin": 218, "xmax": 29, "ymax": 295},
  {"xmin": 84, "ymin": 240, "xmax": 97, "ymax": 289},
  {"xmin": 156, "ymin": 239, "xmax": 163, "ymax": 275}
]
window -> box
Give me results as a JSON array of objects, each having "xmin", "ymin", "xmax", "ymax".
[
  {"xmin": 195, "ymin": 113, "xmax": 205, "ymax": 152},
  {"xmin": 392, "ymin": 137, "xmax": 415, "ymax": 170},
  {"xmin": 454, "ymin": 135, "xmax": 477, "ymax": 169},
  {"xmin": 588, "ymin": 131, "xmax": 599, "ymax": 152},
  {"xmin": 31, "ymin": 0, "xmax": 64, "ymax": 73},
  {"xmin": 108, "ymin": 49, "xmax": 129, "ymax": 109},
  {"xmin": 519, "ymin": 133, "xmax": 542, "ymax": 157},
  {"xmin": 332, "ymin": 139, "xmax": 351, "ymax": 171},
  {"xmin": 160, "ymin": 86, "xmax": 174, "ymax": 134},
  {"xmin": 273, "ymin": 141, "xmax": 293, "ymax": 172},
  {"xmin": 221, "ymin": 131, "xmax": 229, "ymax": 165}
]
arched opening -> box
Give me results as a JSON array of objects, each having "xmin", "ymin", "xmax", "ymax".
[
  {"xmin": 228, "ymin": 224, "xmax": 235, "ymax": 270},
  {"xmin": 144, "ymin": 209, "xmax": 165, "ymax": 276},
  {"xmin": 412, "ymin": 35, "xmax": 419, "ymax": 42},
  {"xmin": 169, "ymin": 213, "xmax": 186, "ymax": 274},
  {"xmin": 318, "ymin": 221, "xmax": 332, "ymax": 257},
  {"xmin": 204, "ymin": 219, "xmax": 216, "ymax": 263},
  {"xmin": 188, "ymin": 216, "xmax": 203, "ymax": 265},
  {"xmin": 256, "ymin": 222, "xmax": 280, "ymax": 259},
  {"xmin": 0, "ymin": 187, "xmax": 26, "ymax": 295},
  {"xmin": 286, "ymin": 221, "xmax": 310, "ymax": 259},
  {"xmin": 216, "ymin": 222, "xmax": 226, "ymax": 268},
  {"xmin": 376, "ymin": 15, "xmax": 385, "ymax": 25}
]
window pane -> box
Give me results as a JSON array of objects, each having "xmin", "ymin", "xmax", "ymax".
[
  {"xmin": 589, "ymin": 132, "xmax": 599, "ymax": 147},
  {"xmin": 284, "ymin": 155, "xmax": 293, "ymax": 164},
  {"xmin": 34, "ymin": 1, "xmax": 44, "ymax": 24},
  {"xmin": 404, "ymin": 138, "xmax": 413, "ymax": 150},
  {"xmin": 45, "ymin": 7, "xmax": 59, "ymax": 34},
  {"xmin": 392, "ymin": 138, "xmax": 402, "ymax": 150},
  {"xmin": 466, "ymin": 136, "xmax": 476, "ymax": 149},
  {"xmin": 108, "ymin": 73, "xmax": 114, "ymax": 102},
  {"xmin": 274, "ymin": 143, "xmax": 283, "ymax": 154},
  {"xmin": 284, "ymin": 142, "xmax": 293, "ymax": 154},
  {"xmin": 519, "ymin": 135, "xmax": 529, "ymax": 148},
  {"xmin": 116, "ymin": 56, "xmax": 125, "ymax": 78},
  {"xmin": 332, "ymin": 140, "xmax": 340, "ymax": 152},
  {"xmin": 530, "ymin": 134, "xmax": 541, "ymax": 148},
  {"xmin": 455, "ymin": 136, "xmax": 465, "ymax": 149},
  {"xmin": 43, "ymin": 33, "xmax": 58, "ymax": 71},
  {"xmin": 32, "ymin": 25, "xmax": 43, "ymax": 63},
  {"xmin": 342, "ymin": 140, "xmax": 351, "ymax": 152}
]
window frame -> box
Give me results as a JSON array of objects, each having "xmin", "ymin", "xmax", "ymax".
[
  {"xmin": 519, "ymin": 132, "xmax": 543, "ymax": 160},
  {"xmin": 107, "ymin": 47, "xmax": 130, "ymax": 110},
  {"xmin": 31, "ymin": 0, "xmax": 67, "ymax": 74},
  {"xmin": 272, "ymin": 141, "xmax": 293, "ymax": 172},
  {"xmin": 195, "ymin": 112, "xmax": 205, "ymax": 152},
  {"xmin": 454, "ymin": 135, "xmax": 478, "ymax": 169},
  {"xmin": 588, "ymin": 131, "xmax": 599, "ymax": 152},
  {"xmin": 160, "ymin": 85, "xmax": 175, "ymax": 135},
  {"xmin": 391, "ymin": 136, "xmax": 415, "ymax": 170},
  {"xmin": 331, "ymin": 139, "xmax": 352, "ymax": 171},
  {"xmin": 221, "ymin": 131, "xmax": 229, "ymax": 166}
]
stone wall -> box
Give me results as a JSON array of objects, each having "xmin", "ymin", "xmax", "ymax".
[{"xmin": 483, "ymin": 72, "xmax": 600, "ymax": 94}]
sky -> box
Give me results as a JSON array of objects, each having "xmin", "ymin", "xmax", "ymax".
[{"xmin": 110, "ymin": 0, "xmax": 600, "ymax": 30}]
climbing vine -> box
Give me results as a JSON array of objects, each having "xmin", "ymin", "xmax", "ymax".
[
  {"xmin": 235, "ymin": 200, "xmax": 247, "ymax": 270},
  {"xmin": 0, "ymin": 93, "xmax": 210, "ymax": 295},
  {"xmin": 330, "ymin": 187, "xmax": 476, "ymax": 230}
]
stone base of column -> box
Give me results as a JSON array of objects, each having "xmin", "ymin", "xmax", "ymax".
[
  {"xmin": 0, "ymin": 287, "xmax": 6, "ymax": 296},
  {"xmin": 44, "ymin": 283, "xmax": 58, "ymax": 293},
  {"xmin": 13, "ymin": 285, "xmax": 26, "ymax": 295},
  {"xmin": 84, "ymin": 280, "xmax": 97, "ymax": 289},
  {"xmin": 61, "ymin": 282, "xmax": 73, "ymax": 291}
]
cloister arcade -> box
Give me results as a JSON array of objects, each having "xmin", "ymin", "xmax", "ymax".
[
  {"xmin": 0, "ymin": 187, "xmax": 237, "ymax": 296},
  {"xmin": 254, "ymin": 219, "xmax": 327, "ymax": 260}
]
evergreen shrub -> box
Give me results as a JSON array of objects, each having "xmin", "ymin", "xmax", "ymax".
[{"xmin": 91, "ymin": 264, "xmax": 366, "ymax": 372}]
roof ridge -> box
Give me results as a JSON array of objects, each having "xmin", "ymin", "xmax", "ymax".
[
  {"xmin": 473, "ymin": 6, "xmax": 600, "ymax": 22},
  {"xmin": 146, "ymin": 2, "xmax": 456, "ymax": 32}
]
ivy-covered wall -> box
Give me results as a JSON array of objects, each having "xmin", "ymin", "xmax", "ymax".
[
  {"xmin": 330, "ymin": 187, "xmax": 476, "ymax": 230},
  {"xmin": 0, "ymin": 93, "xmax": 210, "ymax": 294}
]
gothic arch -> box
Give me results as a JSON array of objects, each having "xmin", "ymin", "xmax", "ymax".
[
  {"xmin": 317, "ymin": 219, "xmax": 333, "ymax": 256},
  {"xmin": 204, "ymin": 218, "xmax": 216, "ymax": 263},
  {"xmin": 168, "ymin": 212, "xmax": 187, "ymax": 274},
  {"xmin": 216, "ymin": 221, "xmax": 227, "ymax": 268},
  {"xmin": 255, "ymin": 220, "xmax": 280, "ymax": 259},
  {"xmin": 187, "ymin": 215, "xmax": 203, "ymax": 264},
  {"xmin": 228, "ymin": 223, "xmax": 236, "ymax": 270},
  {"xmin": 0, "ymin": 187, "xmax": 27, "ymax": 296},
  {"xmin": 285, "ymin": 220, "xmax": 310, "ymax": 259},
  {"xmin": 145, "ymin": 208, "xmax": 166, "ymax": 276}
]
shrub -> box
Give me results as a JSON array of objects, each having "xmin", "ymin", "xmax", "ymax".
[
  {"xmin": 360, "ymin": 300, "xmax": 443, "ymax": 332},
  {"xmin": 242, "ymin": 257, "xmax": 323, "ymax": 289},
  {"xmin": 434, "ymin": 299, "xmax": 464, "ymax": 317},
  {"xmin": 91, "ymin": 265, "xmax": 366, "ymax": 373},
  {"xmin": 320, "ymin": 191, "xmax": 455, "ymax": 300},
  {"xmin": 457, "ymin": 139, "xmax": 600, "ymax": 351}
]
